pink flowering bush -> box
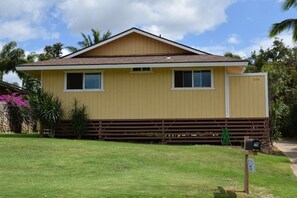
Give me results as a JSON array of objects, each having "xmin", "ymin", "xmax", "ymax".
[
  {"xmin": 0, "ymin": 93, "xmax": 29, "ymax": 107},
  {"xmin": 0, "ymin": 93, "xmax": 30, "ymax": 133}
]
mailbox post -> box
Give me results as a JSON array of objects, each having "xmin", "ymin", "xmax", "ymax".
[
  {"xmin": 243, "ymin": 136, "xmax": 262, "ymax": 194},
  {"xmin": 243, "ymin": 136, "xmax": 249, "ymax": 194}
]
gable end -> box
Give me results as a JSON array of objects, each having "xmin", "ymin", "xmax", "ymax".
[{"xmin": 65, "ymin": 28, "xmax": 208, "ymax": 59}]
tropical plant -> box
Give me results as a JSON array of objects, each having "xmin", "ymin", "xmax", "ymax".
[
  {"xmin": 0, "ymin": 93, "xmax": 30, "ymax": 133},
  {"xmin": 247, "ymin": 38, "xmax": 297, "ymax": 140},
  {"xmin": 29, "ymin": 90, "xmax": 63, "ymax": 137},
  {"xmin": 224, "ymin": 52, "xmax": 242, "ymax": 59},
  {"xmin": 22, "ymin": 75, "xmax": 41, "ymax": 94},
  {"xmin": 38, "ymin": 42, "xmax": 64, "ymax": 61},
  {"xmin": 69, "ymin": 99, "xmax": 88, "ymax": 139},
  {"xmin": 0, "ymin": 41, "xmax": 26, "ymax": 80},
  {"xmin": 65, "ymin": 46, "xmax": 78, "ymax": 53},
  {"xmin": 262, "ymin": 64, "xmax": 291, "ymax": 140},
  {"xmin": 66, "ymin": 29, "xmax": 112, "ymax": 52},
  {"xmin": 270, "ymin": 0, "xmax": 297, "ymax": 42}
]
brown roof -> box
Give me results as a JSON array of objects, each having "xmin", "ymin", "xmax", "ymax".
[
  {"xmin": 0, "ymin": 81, "xmax": 26, "ymax": 94},
  {"xmin": 19, "ymin": 55, "xmax": 247, "ymax": 67}
]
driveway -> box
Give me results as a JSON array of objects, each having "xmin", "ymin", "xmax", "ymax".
[{"xmin": 274, "ymin": 140, "xmax": 297, "ymax": 177}]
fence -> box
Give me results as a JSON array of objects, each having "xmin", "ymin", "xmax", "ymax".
[{"xmin": 55, "ymin": 118, "xmax": 270, "ymax": 145}]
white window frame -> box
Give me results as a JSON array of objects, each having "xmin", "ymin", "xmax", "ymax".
[
  {"xmin": 64, "ymin": 70, "xmax": 104, "ymax": 92},
  {"xmin": 171, "ymin": 68, "xmax": 214, "ymax": 90}
]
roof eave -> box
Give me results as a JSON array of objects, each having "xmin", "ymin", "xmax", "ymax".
[
  {"xmin": 17, "ymin": 61, "xmax": 249, "ymax": 71},
  {"xmin": 0, "ymin": 81, "xmax": 26, "ymax": 94}
]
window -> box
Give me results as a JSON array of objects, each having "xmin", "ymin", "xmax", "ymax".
[
  {"xmin": 85, "ymin": 73, "xmax": 101, "ymax": 89},
  {"xmin": 67, "ymin": 73, "xmax": 83, "ymax": 89},
  {"xmin": 173, "ymin": 70, "xmax": 212, "ymax": 89},
  {"xmin": 66, "ymin": 72, "xmax": 102, "ymax": 91},
  {"xmin": 131, "ymin": 67, "xmax": 151, "ymax": 72}
]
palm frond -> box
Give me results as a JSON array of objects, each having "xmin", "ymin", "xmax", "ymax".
[
  {"xmin": 65, "ymin": 46, "xmax": 78, "ymax": 53},
  {"xmin": 282, "ymin": 0, "xmax": 297, "ymax": 10},
  {"xmin": 92, "ymin": 29, "xmax": 100, "ymax": 44},
  {"xmin": 79, "ymin": 33, "xmax": 90, "ymax": 48},
  {"xmin": 102, "ymin": 30, "xmax": 112, "ymax": 41},
  {"xmin": 0, "ymin": 41, "xmax": 17, "ymax": 58},
  {"xmin": 0, "ymin": 41, "xmax": 25, "ymax": 74},
  {"xmin": 270, "ymin": 18, "xmax": 297, "ymax": 42},
  {"xmin": 293, "ymin": 23, "xmax": 297, "ymax": 42},
  {"xmin": 87, "ymin": 35, "xmax": 92, "ymax": 46},
  {"xmin": 26, "ymin": 52, "xmax": 38, "ymax": 63},
  {"xmin": 77, "ymin": 41, "xmax": 85, "ymax": 49}
]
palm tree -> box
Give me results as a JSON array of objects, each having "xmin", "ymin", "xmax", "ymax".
[
  {"xmin": 0, "ymin": 41, "xmax": 26, "ymax": 80},
  {"xmin": 270, "ymin": 0, "xmax": 297, "ymax": 42},
  {"xmin": 66, "ymin": 29, "xmax": 112, "ymax": 52}
]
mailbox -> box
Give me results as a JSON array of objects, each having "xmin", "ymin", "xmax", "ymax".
[{"xmin": 246, "ymin": 139, "xmax": 262, "ymax": 152}]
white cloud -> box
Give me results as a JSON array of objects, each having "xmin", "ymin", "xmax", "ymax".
[
  {"xmin": 0, "ymin": 0, "xmax": 50, "ymax": 22},
  {"xmin": 0, "ymin": 20, "xmax": 37, "ymax": 41},
  {"xmin": 240, "ymin": 33, "xmax": 296, "ymax": 57},
  {"xmin": 227, "ymin": 34, "xmax": 240, "ymax": 44},
  {"xmin": 195, "ymin": 45, "xmax": 230, "ymax": 56},
  {"xmin": 3, "ymin": 72, "xmax": 22, "ymax": 86},
  {"xmin": 0, "ymin": 0, "xmax": 236, "ymax": 42},
  {"xmin": 0, "ymin": 0, "xmax": 60, "ymax": 42},
  {"xmin": 62, "ymin": 49, "xmax": 70, "ymax": 56},
  {"xmin": 58, "ymin": 0, "xmax": 236, "ymax": 40},
  {"xmin": 0, "ymin": 20, "xmax": 60, "ymax": 41},
  {"xmin": 195, "ymin": 33, "xmax": 296, "ymax": 59}
]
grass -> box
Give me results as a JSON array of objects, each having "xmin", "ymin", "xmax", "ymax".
[{"xmin": 0, "ymin": 133, "xmax": 296, "ymax": 198}]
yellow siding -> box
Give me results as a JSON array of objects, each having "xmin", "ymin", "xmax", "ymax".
[
  {"xmin": 229, "ymin": 75, "xmax": 266, "ymax": 118},
  {"xmin": 79, "ymin": 33, "xmax": 192, "ymax": 57},
  {"xmin": 42, "ymin": 67, "xmax": 226, "ymax": 119},
  {"xmin": 226, "ymin": 66, "xmax": 245, "ymax": 74}
]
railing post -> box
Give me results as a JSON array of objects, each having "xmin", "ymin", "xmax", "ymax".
[
  {"xmin": 98, "ymin": 120, "xmax": 102, "ymax": 140},
  {"xmin": 162, "ymin": 120, "xmax": 165, "ymax": 143}
]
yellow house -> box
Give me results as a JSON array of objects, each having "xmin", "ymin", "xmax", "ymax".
[{"xmin": 17, "ymin": 28, "xmax": 269, "ymax": 144}]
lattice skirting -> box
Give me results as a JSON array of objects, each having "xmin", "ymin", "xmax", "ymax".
[{"xmin": 55, "ymin": 118, "xmax": 270, "ymax": 145}]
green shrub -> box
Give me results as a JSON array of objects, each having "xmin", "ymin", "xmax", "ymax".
[
  {"xmin": 69, "ymin": 99, "xmax": 88, "ymax": 139},
  {"xmin": 29, "ymin": 90, "xmax": 63, "ymax": 137}
]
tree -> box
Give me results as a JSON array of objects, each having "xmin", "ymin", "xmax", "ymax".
[
  {"xmin": 38, "ymin": 42, "xmax": 64, "ymax": 61},
  {"xmin": 247, "ymin": 38, "xmax": 297, "ymax": 140},
  {"xmin": 247, "ymin": 38, "xmax": 297, "ymax": 72},
  {"xmin": 0, "ymin": 41, "xmax": 26, "ymax": 80},
  {"xmin": 66, "ymin": 29, "xmax": 112, "ymax": 52},
  {"xmin": 224, "ymin": 52, "xmax": 241, "ymax": 59},
  {"xmin": 269, "ymin": 0, "xmax": 297, "ymax": 42}
]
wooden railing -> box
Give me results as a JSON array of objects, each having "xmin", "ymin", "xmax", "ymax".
[{"xmin": 55, "ymin": 118, "xmax": 270, "ymax": 145}]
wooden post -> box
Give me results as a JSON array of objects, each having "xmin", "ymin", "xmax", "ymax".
[
  {"xmin": 244, "ymin": 136, "xmax": 249, "ymax": 194},
  {"xmin": 98, "ymin": 120, "xmax": 102, "ymax": 140},
  {"xmin": 161, "ymin": 120, "xmax": 165, "ymax": 143}
]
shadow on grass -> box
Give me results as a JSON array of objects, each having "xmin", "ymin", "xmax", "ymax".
[
  {"xmin": 213, "ymin": 186, "xmax": 237, "ymax": 198},
  {"xmin": 0, "ymin": 133, "xmax": 39, "ymax": 138}
]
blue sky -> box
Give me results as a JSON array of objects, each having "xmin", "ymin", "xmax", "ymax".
[{"xmin": 0, "ymin": 0, "xmax": 296, "ymax": 84}]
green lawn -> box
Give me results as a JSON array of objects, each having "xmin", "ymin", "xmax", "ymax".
[{"xmin": 0, "ymin": 134, "xmax": 296, "ymax": 198}]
